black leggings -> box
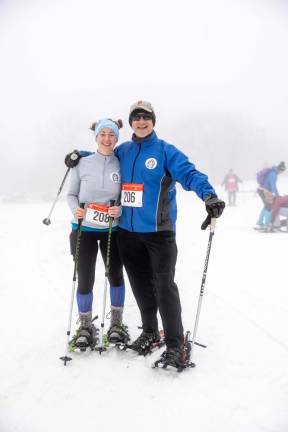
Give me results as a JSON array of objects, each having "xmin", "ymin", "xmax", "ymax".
[
  {"xmin": 70, "ymin": 230, "xmax": 124, "ymax": 294},
  {"xmin": 117, "ymin": 229, "xmax": 184, "ymax": 349}
]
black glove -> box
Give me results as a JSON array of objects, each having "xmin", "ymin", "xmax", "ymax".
[
  {"xmin": 205, "ymin": 195, "xmax": 225, "ymax": 218},
  {"xmin": 65, "ymin": 150, "xmax": 82, "ymax": 168}
]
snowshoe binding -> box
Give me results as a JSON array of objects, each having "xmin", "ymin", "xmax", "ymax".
[
  {"xmin": 107, "ymin": 323, "xmax": 130, "ymax": 345},
  {"xmin": 104, "ymin": 307, "xmax": 130, "ymax": 346},
  {"xmin": 124, "ymin": 330, "xmax": 165, "ymax": 356},
  {"xmin": 153, "ymin": 331, "xmax": 195, "ymax": 372},
  {"xmin": 69, "ymin": 324, "xmax": 99, "ymax": 352},
  {"xmin": 68, "ymin": 312, "xmax": 99, "ymax": 352}
]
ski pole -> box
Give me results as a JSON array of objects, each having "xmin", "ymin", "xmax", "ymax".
[
  {"xmin": 97, "ymin": 200, "xmax": 115, "ymax": 354},
  {"xmin": 60, "ymin": 203, "xmax": 85, "ymax": 365},
  {"xmin": 43, "ymin": 168, "xmax": 70, "ymax": 226},
  {"xmin": 190, "ymin": 217, "xmax": 216, "ymax": 365},
  {"xmin": 43, "ymin": 150, "xmax": 82, "ymax": 225}
]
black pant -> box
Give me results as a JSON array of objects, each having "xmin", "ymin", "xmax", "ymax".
[
  {"xmin": 70, "ymin": 230, "xmax": 124, "ymax": 294},
  {"xmin": 117, "ymin": 229, "xmax": 183, "ymax": 349}
]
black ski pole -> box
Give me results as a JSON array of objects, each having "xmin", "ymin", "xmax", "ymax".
[
  {"xmin": 43, "ymin": 168, "xmax": 70, "ymax": 226},
  {"xmin": 60, "ymin": 203, "xmax": 85, "ymax": 365},
  {"xmin": 96, "ymin": 200, "xmax": 115, "ymax": 354},
  {"xmin": 190, "ymin": 217, "xmax": 216, "ymax": 366}
]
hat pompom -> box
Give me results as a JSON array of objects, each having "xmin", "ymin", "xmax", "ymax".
[{"xmin": 115, "ymin": 119, "xmax": 123, "ymax": 129}]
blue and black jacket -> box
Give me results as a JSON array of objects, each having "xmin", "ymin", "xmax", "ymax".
[
  {"xmin": 80, "ymin": 132, "xmax": 216, "ymax": 233},
  {"xmin": 114, "ymin": 132, "xmax": 216, "ymax": 233}
]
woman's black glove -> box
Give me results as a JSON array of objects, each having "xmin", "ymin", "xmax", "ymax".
[
  {"xmin": 205, "ymin": 195, "xmax": 225, "ymax": 218},
  {"xmin": 64, "ymin": 150, "xmax": 82, "ymax": 168}
]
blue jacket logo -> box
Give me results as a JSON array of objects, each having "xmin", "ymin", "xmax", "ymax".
[{"xmin": 145, "ymin": 158, "xmax": 157, "ymax": 169}]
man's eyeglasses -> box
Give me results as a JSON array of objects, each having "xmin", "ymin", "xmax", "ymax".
[{"xmin": 131, "ymin": 113, "xmax": 153, "ymax": 122}]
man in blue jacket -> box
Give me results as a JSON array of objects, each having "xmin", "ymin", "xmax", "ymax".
[
  {"xmin": 65, "ymin": 101, "xmax": 225, "ymax": 370},
  {"xmin": 262, "ymin": 162, "xmax": 286, "ymax": 195},
  {"xmin": 255, "ymin": 161, "xmax": 286, "ymax": 229}
]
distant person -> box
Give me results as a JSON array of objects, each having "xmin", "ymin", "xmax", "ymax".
[
  {"xmin": 255, "ymin": 161, "xmax": 286, "ymax": 230},
  {"xmin": 221, "ymin": 169, "xmax": 242, "ymax": 206},
  {"xmin": 265, "ymin": 194, "xmax": 288, "ymax": 232}
]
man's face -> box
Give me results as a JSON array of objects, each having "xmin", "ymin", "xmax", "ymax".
[{"xmin": 131, "ymin": 112, "xmax": 154, "ymax": 138}]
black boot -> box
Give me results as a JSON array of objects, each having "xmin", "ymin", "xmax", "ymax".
[
  {"xmin": 154, "ymin": 335, "xmax": 193, "ymax": 371},
  {"xmin": 127, "ymin": 330, "xmax": 161, "ymax": 355}
]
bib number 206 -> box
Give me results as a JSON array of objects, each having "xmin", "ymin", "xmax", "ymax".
[
  {"xmin": 123, "ymin": 191, "xmax": 136, "ymax": 204},
  {"xmin": 121, "ymin": 183, "xmax": 143, "ymax": 208}
]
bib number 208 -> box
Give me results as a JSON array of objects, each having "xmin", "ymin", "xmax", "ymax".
[{"xmin": 92, "ymin": 210, "xmax": 110, "ymax": 224}]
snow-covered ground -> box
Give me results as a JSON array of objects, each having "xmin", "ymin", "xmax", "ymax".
[{"xmin": 1, "ymin": 180, "xmax": 288, "ymax": 432}]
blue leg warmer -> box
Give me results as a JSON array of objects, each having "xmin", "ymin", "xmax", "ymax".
[
  {"xmin": 77, "ymin": 292, "xmax": 93, "ymax": 313},
  {"xmin": 110, "ymin": 285, "xmax": 125, "ymax": 308}
]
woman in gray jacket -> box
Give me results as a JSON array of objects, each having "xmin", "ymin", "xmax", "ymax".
[{"xmin": 67, "ymin": 119, "xmax": 128, "ymax": 350}]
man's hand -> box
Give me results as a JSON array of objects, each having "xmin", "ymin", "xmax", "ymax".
[
  {"xmin": 65, "ymin": 150, "xmax": 82, "ymax": 168},
  {"xmin": 205, "ymin": 195, "xmax": 225, "ymax": 218}
]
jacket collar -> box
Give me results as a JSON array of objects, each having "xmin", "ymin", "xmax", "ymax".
[{"xmin": 132, "ymin": 131, "xmax": 157, "ymax": 145}]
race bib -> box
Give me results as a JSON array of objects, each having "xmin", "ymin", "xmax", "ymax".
[
  {"xmin": 85, "ymin": 203, "xmax": 111, "ymax": 227},
  {"xmin": 121, "ymin": 183, "xmax": 143, "ymax": 207}
]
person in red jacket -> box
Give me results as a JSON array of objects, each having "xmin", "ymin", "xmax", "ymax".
[{"xmin": 221, "ymin": 169, "xmax": 242, "ymax": 206}]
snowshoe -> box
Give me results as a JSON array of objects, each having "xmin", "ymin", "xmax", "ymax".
[
  {"xmin": 123, "ymin": 330, "xmax": 165, "ymax": 356},
  {"xmin": 153, "ymin": 331, "xmax": 195, "ymax": 372},
  {"xmin": 107, "ymin": 323, "xmax": 130, "ymax": 345},
  {"xmin": 68, "ymin": 324, "xmax": 99, "ymax": 352}
]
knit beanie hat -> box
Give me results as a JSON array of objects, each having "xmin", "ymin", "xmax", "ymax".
[{"xmin": 94, "ymin": 119, "xmax": 122, "ymax": 141}]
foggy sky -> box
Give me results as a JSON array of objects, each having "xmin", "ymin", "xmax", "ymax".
[{"xmin": 1, "ymin": 0, "xmax": 288, "ymax": 200}]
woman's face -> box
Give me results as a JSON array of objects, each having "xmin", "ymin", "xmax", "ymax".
[{"xmin": 96, "ymin": 128, "xmax": 117, "ymax": 154}]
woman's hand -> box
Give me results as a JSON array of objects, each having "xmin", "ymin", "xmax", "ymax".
[
  {"xmin": 108, "ymin": 205, "xmax": 121, "ymax": 218},
  {"xmin": 74, "ymin": 207, "xmax": 86, "ymax": 219}
]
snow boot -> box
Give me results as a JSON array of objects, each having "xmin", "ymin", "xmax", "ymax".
[
  {"xmin": 264, "ymin": 223, "xmax": 281, "ymax": 233},
  {"xmin": 70, "ymin": 311, "xmax": 98, "ymax": 351},
  {"xmin": 127, "ymin": 330, "xmax": 161, "ymax": 355},
  {"xmin": 107, "ymin": 307, "xmax": 130, "ymax": 344},
  {"xmin": 153, "ymin": 333, "xmax": 193, "ymax": 372}
]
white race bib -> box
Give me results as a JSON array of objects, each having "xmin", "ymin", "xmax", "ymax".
[
  {"xmin": 121, "ymin": 183, "xmax": 143, "ymax": 207},
  {"xmin": 85, "ymin": 203, "xmax": 111, "ymax": 227}
]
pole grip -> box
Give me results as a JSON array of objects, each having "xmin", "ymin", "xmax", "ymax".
[
  {"xmin": 201, "ymin": 215, "xmax": 217, "ymax": 231},
  {"xmin": 78, "ymin": 203, "xmax": 85, "ymax": 223},
  {"xmin": 201, "ymin": 215, "xmax": 211, "ymax": 230}
]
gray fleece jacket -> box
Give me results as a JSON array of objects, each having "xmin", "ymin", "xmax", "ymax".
[{"xmin": 67, "ymin": 152, "xmax": 121, "ymax": 230}]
